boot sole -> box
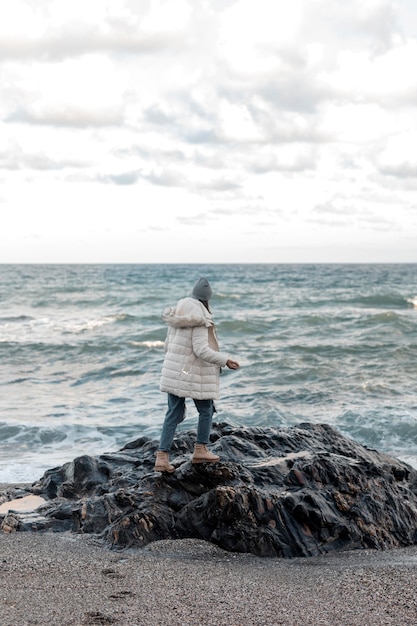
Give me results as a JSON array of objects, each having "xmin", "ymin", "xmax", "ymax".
[
  {"xmin": 154, "ymin": 467, "xmax": 175, "ymax": 473},
  {"xmin": 191, "ymin": 459, "xmax": 220, "ymax": 464}
]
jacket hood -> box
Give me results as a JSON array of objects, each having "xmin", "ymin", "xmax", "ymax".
[{"xmin": 162, "ymin": 297, "xmax": 213, "ymax": 329}]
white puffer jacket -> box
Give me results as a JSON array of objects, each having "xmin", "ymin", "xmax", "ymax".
[{"xmin": 160, "ymin": 297, "xmax": 229, "ymax": 400}]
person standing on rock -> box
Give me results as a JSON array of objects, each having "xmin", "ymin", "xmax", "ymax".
[{"xmin": 155, "ymin": 277, "xmax": 240, "ymax": 473}]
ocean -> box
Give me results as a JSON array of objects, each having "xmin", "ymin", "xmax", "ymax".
[{"xmin": 0, "ymin": 263, "xmax": 416, "ymax": 483}]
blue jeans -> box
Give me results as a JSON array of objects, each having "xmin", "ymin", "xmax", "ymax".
[{"xmin": 158, "ymin": 393, "xmax": 215, "ymax": 451}]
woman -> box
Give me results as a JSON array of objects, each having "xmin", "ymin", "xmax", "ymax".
[{"xmin": 155, "ymin": 277, "xmax": 239, "ymax": 472}]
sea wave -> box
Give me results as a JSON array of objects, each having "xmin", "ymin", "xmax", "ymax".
[
  {"xmin": 0, "ymin": 418, "xmax": 162, "ymax": 482},
  {"xmin": 344, "ymin": 293, "xmax": 415, "ymax": 309},
  {"xmin": 0, "ymin": 315, "xmax": 34, "ymax": 323},
  {"xmin": 1, "ymin": 263, "xmax": 417, "ymax": 482}
]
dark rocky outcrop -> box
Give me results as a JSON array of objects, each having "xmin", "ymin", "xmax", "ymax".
[{"xmin": 2, "ymin": 422, "xmax": 417, "ymax": 558}]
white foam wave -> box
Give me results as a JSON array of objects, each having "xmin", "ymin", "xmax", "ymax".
[
  {"xmin": 0, "ymin": 461, "xmax": 51, "ymax": 484},
  {"xmin": 406, "ymin": 297, "xmax": 417, "ymax": 308},
  {"xmin": 0, "ymin": 313, "xmax": 121, "ymax": 343},
  {"xmin": 396, "ymin": 454, "xmax": 417, "ymax": 470},
  {"xmin": 66, "ymin": 316, "xmax": 116, "ymax": 333},
  {"xmin": 129, "ymin": 340, "xmax": 165, "ymax": 348},
  {"xmin": 0, "ymin": 424, "xmax": 122, "ymax": 483},
  {"xmin": 216, "ymin": 292, "xmax": 241, "ymax": 299}
]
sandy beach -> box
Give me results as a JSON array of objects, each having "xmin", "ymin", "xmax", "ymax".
[{"xmin": 1, "ymin": 526, "xmax": 417, "ymax": 626}]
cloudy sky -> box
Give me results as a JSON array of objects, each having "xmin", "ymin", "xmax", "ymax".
[{"xmin": 1, "ymin": 0, "xmax": 416, "ymax": 263}]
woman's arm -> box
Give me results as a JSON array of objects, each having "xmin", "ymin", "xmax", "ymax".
[{"xmin": 192, "ymin": 326, "xmax": 229, "ymax": 367}]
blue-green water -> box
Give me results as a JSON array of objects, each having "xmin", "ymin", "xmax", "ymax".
[{"xmin": 1, "ymin": 263, "xmax": 416, "ymax": 482}]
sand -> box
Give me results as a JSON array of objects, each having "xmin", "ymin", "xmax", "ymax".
[
  {"xmin": 2, "ymin": 483, "xmax": 417, "ymax": 625},
  {"xmin": 1, "ymin": 531, "xmax": 417, "ymax": 626}
]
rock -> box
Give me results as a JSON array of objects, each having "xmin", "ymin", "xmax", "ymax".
[
  {"xmin": 2, "ymin": 422, "xmax": 417, "ymax": 558},
  {"xmin": 1, "ymin": 513, "xmax": 20, "ymax": 534}
]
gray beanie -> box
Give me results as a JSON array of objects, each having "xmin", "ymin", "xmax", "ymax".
[{"xmin": 191, "ymin": 277, "xmax": 212, "ymax": 301}]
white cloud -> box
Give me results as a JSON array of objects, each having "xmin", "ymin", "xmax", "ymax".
[
  {"xmin": 376, "ymin": 131, "xmax": 417, "ymax": 177},
  {"xmin": 0, "ymin": 0, "xmax": 417, "ymax": 262},
  {"xmin": 5, "ymin": 55, "xmax": 126, "ymax": 127}
]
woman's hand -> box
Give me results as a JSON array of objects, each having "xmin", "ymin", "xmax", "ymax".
[{"xmin": 226, "ymin": 359, "xmax": 240, "ymax": 370}]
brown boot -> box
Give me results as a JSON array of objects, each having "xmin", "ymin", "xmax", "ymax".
[
  {"xmin": 154, "ymin": 451, "xmax": 175, "ymax": 473},
  {"xmin": 192, "ymin": 444, "xmax": 220, "ymax": 464}
]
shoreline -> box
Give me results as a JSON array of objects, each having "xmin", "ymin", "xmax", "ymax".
[{"xmin": 0, "ymin": 482, "xmax": 33, "ymax": 492}]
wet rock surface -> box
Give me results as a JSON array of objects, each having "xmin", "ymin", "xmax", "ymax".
[{"xmin": 2, "ymin": 422, "xmax": 417, "ymax": 558}]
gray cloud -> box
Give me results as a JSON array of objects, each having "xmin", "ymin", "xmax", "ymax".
[
  {"xmin": 144, "ymin": 168, "xmax": 187, "ymax": 188},
  {"xmin": 140, "ymin": 167, "xmax": 241, "ymax": 194},
  {"xmin": 176, "ymin": 212, "xmax": 211, "ymax": 226},
  {"xmin": 196, "ymin": 177, "xmax": 241, "ymax": 191},
  {"xmin": 142, "ymin": 100, "xmax": 222, "ymax": 146},
  {"xmin": 0, "ymin": 29, "xmax": 187, "ymax": 62},
  {"xmin": 6, "ymin": 105, "xmax": 124, "ymax": 128},
  {"xmin": 378, "ymin": 162, "xmax": 417, "ymax": 178},
  {"xmin": 146, "ymin": 87, "xmax": 331, "ymax": 151},
  {"xmin": 143, "ymin": 104, "xmax": 178, "ymax": 127},
  {"xmin": 0, "ymin": 145, "xmax": 89, "ymax": 171},
  {"xmin": 312, "ymin": 201, "xmax": 351, "ymax": 216},
  {"xmin": 248, "ymin": 150, "xmax": 317, "ymax": 174},
  {"xmin": 193, "ymin": 150, "xmax": 227, "ymax": 170},
  {"xmin": 211, "ymin": 203, "xmax": 276, "ymax": 217},
  {"xmin": 182, "ymin": 128, "xmax": 222, "ymax": 145},
  {"xmin": 118, "ymin": 144, "xmax": 187, "ymax": 164},
  {"xmin": 311, "ymin": 198, "xmax": 397, "ymax": 231},
  {"xmin": 257, "ymin": 73, "xmax": 331, "ymax": 115},
  {"xmin": 99, "ymin": 170, "xmax": 139, "ymax": 185},
  {"xmin": 302, "ymin": 0, "xmax": 401, "ymax": 54},
  {"xmin": 220, "ymin": 94, "xmax": 330, "ymax": 145}
]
